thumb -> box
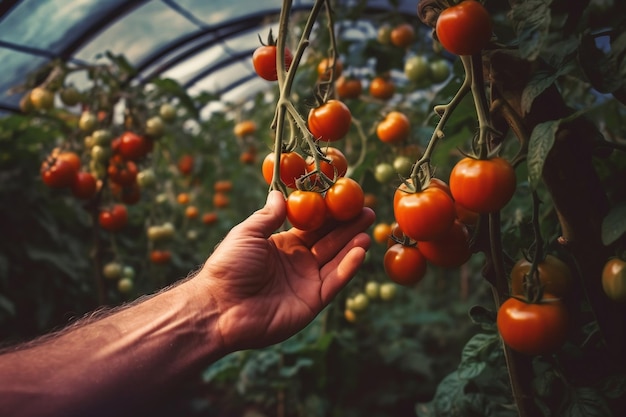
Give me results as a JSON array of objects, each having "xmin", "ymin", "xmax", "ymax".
[{"xmin": 238, "ymin": 190, "xmax": 287, "ymax": 238}]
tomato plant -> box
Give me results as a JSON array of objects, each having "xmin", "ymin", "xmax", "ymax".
[
  {"xmin": 510, "ymin": 255, "xmax": 572, "ymax": 298},
  {"xmin": 286, "ymin": 190, "xmax": 327, "ymax": 231},
  {"xmin": 435, "ymin": 0, "xmax": 493, "ymax": 56},
  {"xmin": 307, "ymin": 100, "xmax": 352, "ymax": 142},
  {"xmin": 98, "ymin": 204, "xmax": 128, "ymax": 232},
  {"xmin": 601, "ymin": 258, "xmax": 626, "ymax": 302},
  {"xmin": 324, "ymin": 177, "xmax": 364, "ymax": 221},
  {"xmin": 252, "ymin": 44, "xmax": 293, "ymax": 81},
  {"xmin": 376, "ymin": 111, "xmax": 410, "ymax": 144},
  {"xmin": 262, "ymin": 151, "xmax": 308, "ymax": 188},
  {"xmin": 449, "ymin": 157, "xmax": 516, "ymax": 213},
  {"xmin": 497, "ymin": 295, "xmax": 569, "ymax": 356},
  {"xmin": 384, "ymin": 243, "xmax": 427, "ymax": 286}
]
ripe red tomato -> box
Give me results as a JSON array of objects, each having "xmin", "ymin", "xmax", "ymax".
[
  {"xmin": 455, "ymin": 201, "xmax": 479, "ymax": 226},
  {"xmin": 111, "ymin": 182, "xmax": 141, "ymax": 205},
  {"xmin": 308, "ymin": 100, "xmax": 352, "ymax": 142},
  {"xmin": 150, "ymin": 249, "xmax": 172, "ymax": 264},
  {"xmin": 306, "ymin": 146, "xmax": 348, "ymax": 181},
  {"xmin": 213, "ymin": 192, "xmax": 230, "ymax": 208},
  {"xmin": 324, "ymin": 177, "xmax": 364, "ymax": 221},
  {"xmin": 510, "ymin": 255, "xmax": 572, "ymax": 298},
  {"xmin": 117, "ymin": 132, "xmax": 148, "ymax": 161},
  {"xmin": 202, "ymin": 212, "xmax": 218, "ymax": 225},
  {"xmin": 417, "ymin": 220, "xmax": 471, "ymax": 268},
  {"xmin": 214, "ymin": 180, "xmax": 233, "ymax": 193},
  {"xmin": 252, "ymin": 45, "xmax": 293, "ymax": 81},
  {"xmin": 436, "ymin": 0, "xmax": 492, "ymax": 56},
  {"xmin": 57, "ymin": 151, "xmax": 82, "ymax": 172},
  {"xmin": 601, "ymin": 257, "xmax": 626, "ymax": 302},
  {"xmin": 108, "ymin": 155, "xmax": 138, "ymax": 186},
  {"xmin": 286, "ymin": 190, "xmax": 327, "ymax": 231},
  {"xmin": 262, "ymin": 152, "xmax": 308, "ymax": 189},
  {"xmin": 497, "ymin": 295, "xmax": 569, "ymax": 356},
  {"xmin": 177, "ymin": 154, "xmax": 194, "ymax": 175},
  {"xmin": 390, "ymin": 23, "xmax": 415, "ymax": 48},
  {"xmin": 393, "ymin": 181, "xmax": 456, "ymax": 241},
  {"xmin": 384, "ymin": 243, "xmax": 427, "ymax": 286},
  {"xmin": 233, "ymin": 120, "xmax": 257, "ymax": 137},
  {"xmin": 98, "ymin": 204, "xmax": 128, "ymax": 232},
  {"xmin": 335, "ymin": 76, "xmax": 362, "ymax": 100},
  {"xmin": 71, "ymin": 171, "xmax": 97, "ymax": 200},
  {"xmin": 369, "ymin": 76, "xmax": 395, "ymax": 100},
  {"xmin": 41, "ymin": 158, "xmax": 77, "ymax": 188},
  {"xmin": 449, "ymin": 157, "xmax": 516, "ymax": 213},
  {"xmin": 376, "ymin": 111, "xmax": 410, "ymax": 144}
]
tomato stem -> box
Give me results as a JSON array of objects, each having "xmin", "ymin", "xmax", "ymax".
[{"xmin": 469, "ymin": 53, "xmax": 492, "ymax": 160}]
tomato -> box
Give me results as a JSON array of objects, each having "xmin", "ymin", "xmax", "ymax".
[
  {"xmin": 369, "ymin": 76, "xmax": 395, "ymax": 100},
  {"xmin": 374, "ymin": 163, "xmax": 396, "ymax": 184},
  {"xmin": 30, "ymin": 87, "xmax": 54, "ymax": 110},
  {"xmin": 117, "ymin": 277, "xmax": 134, "ymax": 294},
  {"xmin": 601, "ymin": 257, "xmax": 626, "ymax": 302},
  {"xmin": 365, "ymin": 281, "xmax": 380, "ymax": 299},
  {"xmin": 455, "ymin": 201, "xmax": 479, "ymax": 226},
  {"xmin": 177, "ymin": 154, "xmax": 194, "ymax": 175},
  {"xmin": 214, "ymin": 180, "xmax": 233, "ymax": 193},
  {"xmin": 306, "ymin": 146, "xmax": 349, "ymax": 181},
  {"xmin": 117, "ymin": 132, "xmax": 148, "ymax": 161},
  {"xmin": 404, "ymin": 55, "xmax": 430, "ymax": 84},
  {"xmin": 373, "ymin": 222, "xmax": 392, "ymax": 244},
  {"xmin": 111, "ymin": 182, "xmax": 141, "ymax": 205},
  {"xmin": 107, "ymin": 155, "xmax": 138, "ymax": 186},
  {"xmin": 317, "ymin": 57, "xmax": 343, "ymax": 81},
  {"xmin": 393, "ymin": 156, "xmax": 413, "ymax": 177},
  {"xmin": 335, "ymin": 76, "xmax": 362, "ymax": 99},
  {"xmin": 78, "ymin": 111, "xmax": 97, "ymax": 132},
  {"xmin": 510, "ymin": 255, "xmax": 572, "ymax": 298},
  {"xmin": 363, "ymin": 193, "xmax": 377, "ymax": 210},
  {"xmin": 213, "ymin": 192, "xmax": 230, "ymax": 208},
  {"xmin": 308, "ymin": 100, "xmax": 352, "ymax": 142},
  {"xmin": 98, "ymin": 204, "xmax": 128, "ymax": 232},
  {"xmin": 240, "ymin": 150, "xmax": 257, "ymax": 165},
  {"xmin": 71, "ymin": 171, "xmax": 97, "ymax": 199},
  {"xmin": 103, "ymin": 262, "xmax": 123, "ymax": 280},
  {"xmin": 177, "ymin": 192, "xmax": 190, "ymax": 205},
  {"xmin": 436, "ymin": 0, "xmax": 493, "ymax": 56},
  {"xmin": 429, "ymin": 59, "xmax": 451, "ymax": 83},
  {"xmin": 145, "ymin": 116, "xmax": 164, "ymax": 138},
  {"xmin": 233, "ymin": 120, "xmax": 257, "ymax": 137},
  {"xmin": 497, "ymin": 295, "xmax": 569, "ymax": 356},
  {"xmin": 376, "ymin": 111, "xmax": 410, "ymax": 144},
  {"xmin": 262, "ymin": 152, "xmax": 308, "ymax": 188},
  {"xmin": 150, "ymin": 249, "xmax": 172, "ymax": 264},
  {"xmin": 393, "ymin": 181, "xmax": 456, "ymax": 241},
  {"xmin": 449, "ymin": 157, "xmax": 516, "ymax": 213},
  {"xmin": 57, "ymin": 152, "xmax": 82, "ymax": 172},
  {"xmin": 252, "ymin": 45, "xmax": 293, "ymax": 81},
  {"xmin": 41, "ymin": 158, "xmax": 77, "ymax": 188},
  {"xmin": 202, "ymin": 212, "xmax": 218, "ymax": 225},
  {"xmin": 59, "ymin": 86, "xmax": 81, "ymax": 107},
  {"xmin": 417, "ymin": 220, "xmax": 471, "ymax": 268},
  {"xmin": 185, "ymin": 205, "xmax": 199, "ymax": 219},
  {"xmin": 377, "ymin": 24, "xmax": 392, "ymax": 45},
  {"xmin": 390, "ymin": 23, "xmax": 415, "ymax": 48},
  {"xmin": 384, "ymin": 243, "xmax": 427, "ymax": 286},
  {"xmin": 379, "ymin": 282, "xmax": 397, "ymax": 300},
  {"xmin": 286, "ymin": 190, "xmax": 327, "ymax": 231},
  {"xmin": 159, "ymin": 103, "xmax": 177, "ymax": 122},
  {"xmin": 324, "ymin": 177, "xmax": 364, "ymax": 221},
  {"xmin": 387, "ymin": 222, "xmax": 405, "ymax": 248}
]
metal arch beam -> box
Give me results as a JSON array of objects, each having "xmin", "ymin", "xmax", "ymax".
[{"xmin": 0, "ymin": 0, "xmax": 21, "ymax": 22}]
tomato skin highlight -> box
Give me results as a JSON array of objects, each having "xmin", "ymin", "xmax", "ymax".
[
  {"xmin": 384, "ymin": 243, "xmax": 427, "ymax": 286},
  {"xmin": 449, "ymin": 157, "xmax": 516, "ymax": 213},
  {"xmin": 324, "ymin": 177, "xmax": 364, "ymax": 221},
  {"xmin": 262, "ymin": 152, "xmax": 308, "ymax": 189},
  {"xmin": 602, "ymin": 258, "xmax": 626, "ymax": 302},
  {"xmin": 497, "ymin": 296, "xmax": 569, "ymax": 356},
  {"xmin": 308, "ymin": 100, "xmax": 352, "ymax": 142},
  {"xmin": 252, "ymin": 45, "xmax": 293, "ymax": 81},
  {"xmin": 510, "ymin": 255, "xmax": 572, "ymax": 298},
  {"xmin": 435, "ymin": 0, "xmax": 493, "ymax": 56},
  {"xmin": 286, "ymin": 190, "xmax": 327, "ymax": 231}
]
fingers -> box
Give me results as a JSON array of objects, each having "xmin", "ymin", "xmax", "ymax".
[{"xmin": 232, "ymin": 190, "xmax": 287, "ymax": 239}]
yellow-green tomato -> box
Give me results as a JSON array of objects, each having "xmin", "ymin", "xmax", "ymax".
[
  {"xmin": 103, "ymin": 262, "xmax": 123, "ymax": 280},
  {"xmin": 351, "ymin": 293, "xmax": 369, "ymax": 312},
  {"xmin": 379, "ymin": 282, "xmax": 397, "ymax": 301},
  {"xmin": 365, "ymin": 281, "xmax": 380, "ymax": 299}
]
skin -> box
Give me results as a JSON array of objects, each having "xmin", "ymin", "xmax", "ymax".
[{"xmin": 0, "ymin": 190, "xmax": 375, "ymax": 417}]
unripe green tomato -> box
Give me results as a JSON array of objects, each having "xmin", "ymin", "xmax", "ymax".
[
  {"xmin": 377, "ymin": 24, "xmax": 392, "ymax": 45},
  {"xmin": 91, "ymin": 145, "xmax": 110, "ymax": 163},
  {"xmin": 365, "ymin": 281, "xmax": 380, "ymax": 299},
  {"xmin": 122, "ymin": 265, "xmax": 135, "ymax": 280},
  {"xmin": 103, "ymin": 262, "xmax": 123, "ymax": 280},
  {"xmin": 345, "ymin": 297, "xmax": 355, "ymax": 311},
  {"xmin": 374, "ymin": 162, "xmax": 396, "ymax": 184},
  {"xmin": 404, "ymin": 55, "xmax": 431, "ymax": 84},
  {"xmin": 137, "ymin": 168, "xmax": 156, "ymax": 188},
  {"xmin": 145, "ymin": 116, "xmax": 165, "ymax": 138},
  {"xmin": 187, "ymin": 229, "xmax": 199, "ymax": 240},
  {"xmin": 159, "ymin": 103, "xmax": 177, "ymax": 122},
  {"xmin": 379, "ymin": 282, "xmax": 397, "ymax": 301},
  {"xmin": 351, "ymin": 292, "xmax": 369, "ymax": 312},
  {"xmin": 393, "ymin": 156, "xmax": 413, "ymax": 177},
  {"xmin": 117, "ymin": 277, "xmax": 134, "ymax": 294},
  {"xmin": 79, "ymin": 111, "xmax": 97, "ymax": 132},
  {"xmin": 92, "ymin": 129, "xmax": 112, "ymax": 146},
  {"xmin": 84, "ymin": 135, "xmax": 95, "ymax": 149},
  {"xmin": 155, "ymin": 193, "xmax": 169, "ymax": 204},
  {"xmin": 160, "ymin": 222, "xmax": 176, "ymax": 239},
  {"xmin": 59, "ymin": 86, "xmax": 82, "ymax": 106},
  {"xmin": 429, "ymin": 59, "xmax": 451, "ymax": 83},
  {"xmin": 89, "ymin": 160, "xmax": 107, "ymax": 179}
]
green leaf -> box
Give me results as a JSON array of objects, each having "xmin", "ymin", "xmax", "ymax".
[
  {"xmin": 508, "ymin": 0, "xmax": 553, "ymax": 60},
  {"xmin": 527, "ymin": 119, "xmax": 560, "ymax": 189},
  {"xmin": 458, "ymin": 333, "xmax": 499, "ymax": 380},
  {"xmin": 579, "ymin": 32, "xmax": 624, "ymax": 94},
  {"xmin": 601, "ymin": 202, "xmax": 626, "ymax": 245},
  {"xmin": 468, "ymin": 305, "xmax": 497, "ymax": 330},
  {"xmin": 279, "ymin": 357, "xmax": 314, "ymax": 378},
  {"xmin": 563, "ymin": 387, "xmax": 611, "ymax": 417}
]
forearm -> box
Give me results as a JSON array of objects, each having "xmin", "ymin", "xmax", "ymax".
[{"xmin": 0, "ymin": 278, "xmax": 224, "ymax": 417}]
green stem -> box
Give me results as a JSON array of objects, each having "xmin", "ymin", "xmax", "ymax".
[{"xmin": 469, "ymin": 53, "xmax": 492, "ymax": 159}]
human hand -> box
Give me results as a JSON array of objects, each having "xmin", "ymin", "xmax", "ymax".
[{"xmin": 194, "ymin": 190, "xmax": 375, "ymax": 352}]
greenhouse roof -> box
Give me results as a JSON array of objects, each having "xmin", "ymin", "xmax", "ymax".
[{"xmin": 0, "ymin": 0, "xmax": 420, "ymax": 113}]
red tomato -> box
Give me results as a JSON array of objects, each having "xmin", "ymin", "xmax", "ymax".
[
  {"xmin": 117, "ymin": 132, "xmax": 148, "ymax": 161},
  {"xmin": 57, "ymin": 151, "xmax": 82, "ymax": 172},
  {"xmin": 336, "ymin": 76, "xmax": 362, "ymax": 99},
  {"xmin": 373, "ymin": 223, "xmax": 393, "ymax": 244},
  {"xmin": 417, "ymin": 220, "xmax": 471, "ymax": 268},
  {"xmin": 324, "ymin": 177, "xmax": 364, "ymax": 221},
  {"xmin": 150, "ymin": 249, "xmax": 172, "ymax": 264},
  {"xmin": 376, "ymin": 111, "xmax": 410, "ymax": 144},
  {"xmin": 369, "ymin": 76, "xmax": 395, "ymax": 100},
  {"xmin": 214, "ymin": 180, "xmax": 233, "ymax": 193},
  {"xmin": 202, "ymin": 212, "xmax": 218, "ymax": 225},
  {"xmin": 110, "ymin": 182, "xmax": 141, "ymax": 205},
  {"xmin": 436, "ymin": 0, "xmax": 493, "ymax": 56},
  {"xmin": 601, "ymin": 257, "xmax": 626, "ymax": 302},
  {"xmin": 510, "ymin": 255, "xmax": 572, "ymax": 298},
  {"xmin": 98, "ymin": 204, "xmax": 128, "ymax": 232},
  {"xmin": 393, "ymin": 181, "xmax": 456, "ymax": 241},
  {"xmin": 308, "ymin": 100, "xmax": 352, "ymax": 142},
  {"xmin": 177, "ymin": 155, "xmax": 194, "ymax": 175},
  {"xmin": 497, "ymin": 295, "xmax": 569, "ymax": 356},
  {"xmin": 41, "ymin": 158, "xmax": 77, "ymax": 188},
  {"xmin": 71, "ymin": 171, "xmax": 97, "ymax": 200},
  {"xmin": 306, "ymin": 146, "xmax": 349, "ymax": 181},
  {"xmin": 286, "ymin": 190, "xmax": 327, "ymax": 231},
  {"xmin": 108, "ymin": 155, "xmax": 138, "ymax": 186},
  {"xmin": 262, "ymin": 152, "xmax": 308, "ymax": 189},
  {"xmin": 252, "ymin": 45, "xmax": 293, "ymax": 81},
  {"xmin": 390, "ymin": 23, "xmax": 415, "ymax": 48},
  {"xmin": 455, "ymin": 201, "xmax": 479, "ymax": 226},
  {"xmin": 449, "ymin": 157, "xmax": 516, "ymax": 213},
  {"xmin": 384, "ymin": 243, "xmax": 427, "ymax": 286},
  {"xmin": 213, "ymin": 192, "xmax": 230, "ymax": 208}
]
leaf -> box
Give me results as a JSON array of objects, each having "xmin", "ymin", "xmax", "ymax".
[
  {"xmin": 508, "ymin": 0, "xmax": 553, "ymax": 60},
  {"xmin": 468, "ymin": 305, "xmax": 497, "ymax": 330},
  {"xmin": 578, "ymin": 32, "xmax": 624, "ymax": 94},
  {"xmin": 527, "ymin": 119, "xmax": 560, "ymax": 189},
  {"xmin": 601, "ymin": 202, "xmax": 626, "ymax": 245},
  {"xmin": 458, "ymin": 333, "xmax": 499, "ymax": 380},
  {"xmin": 563, "ymin": 387, "xmax": 611, "ymax": 417}
]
